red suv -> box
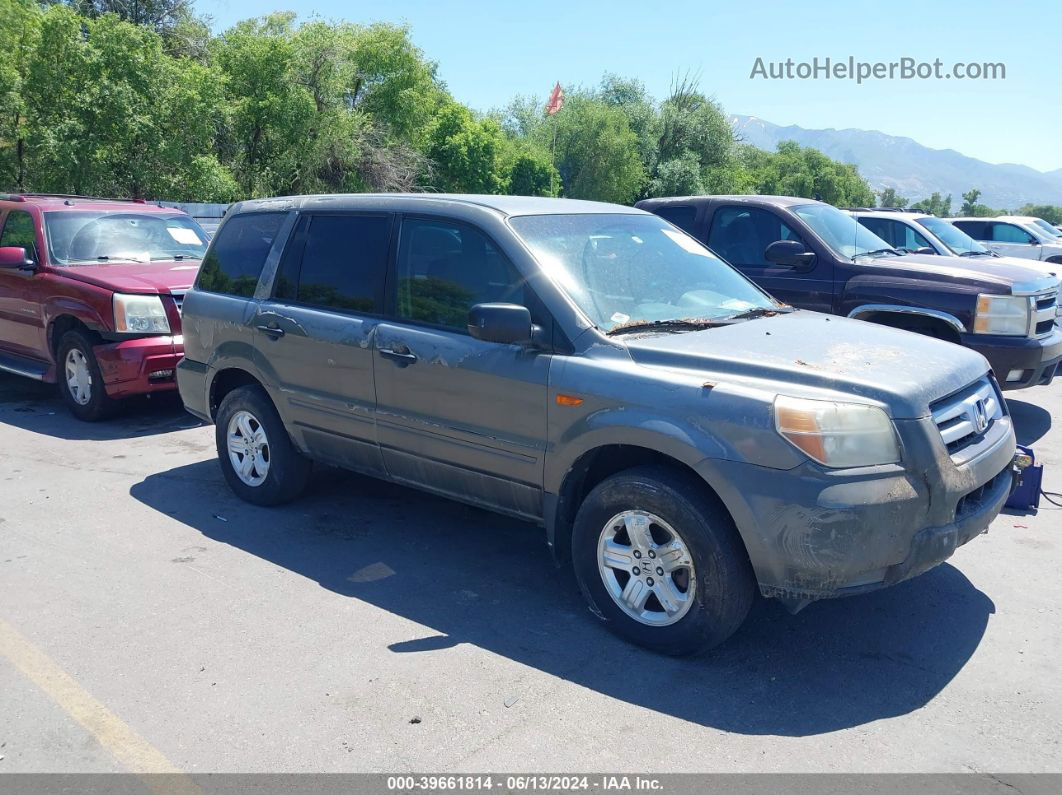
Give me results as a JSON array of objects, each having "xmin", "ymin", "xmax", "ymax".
[{"xmin": 0, "ymin": 194, "xmax": 208, "ymax": 420}]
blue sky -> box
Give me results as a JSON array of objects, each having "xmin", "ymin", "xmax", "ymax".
[{"xmin": 201, "ymin": 0, "xmax": 1062, "ymax": 172}]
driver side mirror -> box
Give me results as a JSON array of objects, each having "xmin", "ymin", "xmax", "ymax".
[
  {"xmin": 0, "ymin": 246, "xmax": 34, "ymax": 271},
  {"xmin": 764, "ymin": 239, "xmax": 814, "ymax": 268},
  {"xmin": 468, "ymin": 303, "xmax": 533, "ymax": 345}
]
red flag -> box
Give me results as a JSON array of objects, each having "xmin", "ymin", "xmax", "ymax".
[{"xmin": 545, "ymin": 82, "xmax": 565, "ymax": 116}]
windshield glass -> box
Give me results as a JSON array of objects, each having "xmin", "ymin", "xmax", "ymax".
[
  {"xmin": 916, "ymin": 217, "xmax": 989, "ymax": 255},
  {"xmin": 1032, "ymin": 219, "xmax": 1062, "ymax": 238},
  {"xmin": 44, "ymin": 211, "xmax": 209, "ymax": 265},
  {"xmin": 508, "ymin": 213, "xmax": 778, "ymax": 333},
  {"xmin": 793, "ymin": 203, "xmax": 894, "ymax": 259}
]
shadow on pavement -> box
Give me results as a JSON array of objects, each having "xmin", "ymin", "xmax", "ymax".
[
  {"xmin": 1006, "ymin": 398, "xmax": 1053, "ymax": 447},
  {"xmin": 0, "ymin": 371, "xmax": 198, "ymax": 440},
  {"xmin": 131, "ymin": 460, "xmax": 995, "ymax": 737}
]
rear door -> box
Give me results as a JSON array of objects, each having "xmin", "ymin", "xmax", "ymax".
[
  {"xmin": 705, "ymin": 204, "xmax": 834, "ymax": 312},
  {"xmin": 373, "ymin": 215, "xmax": 549, "ymax": 521},
  {"xmin": 252, "ymin": 212, "xmax": 392, "ymax": 476},
  {"xmin": 0, "ymin": 209, "xmax": 46, "ymax": 358}
]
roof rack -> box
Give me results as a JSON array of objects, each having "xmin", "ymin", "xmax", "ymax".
[
  {"xmin": 0, "ymin": 193, "xmax": 148, "ymax": 204},
  {"xmin": 846, "ymin": 206, "xmax": 935, "ymax": 216}
]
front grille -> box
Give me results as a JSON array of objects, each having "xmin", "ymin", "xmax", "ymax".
[
  {"xmin": 955, "ymin": 465, "xmax": 1009, "ymax": 520},
  {"xmin": 930, "ymin": 376, "xmax": 1003, "ymax": 455},
  {"xmin": 1033, "ymin": 289, "xmax": 1057, "ymax": 337}
]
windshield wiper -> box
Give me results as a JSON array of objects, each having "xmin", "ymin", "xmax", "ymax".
[
  {"xmin": 959, "ymin": 250, "xmax": 992, "ymax": 257},
  {"xmin": 606, "ymin": 318, "xmax": 729, "ymax": 336},
  {"xmin": 722, "ymin": 306, "xmax": 790, "ymax": 321},
  {"xmin": 856, "ymin": 247, "xmax": 904, "ymax": 259}
]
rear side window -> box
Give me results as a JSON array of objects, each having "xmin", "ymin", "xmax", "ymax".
[
  {"xmin": 857, "ymin": 217, "xmax": 898, "ymax": 246},
  {"xmin": 0, "ymin": 210, "xmax": 38, "ymax": 261},
  {"xmin": 953, "ymin": 220, "xmax": 987, "ymax": 239},
  {"xmin": 197, "ymin": 213, "xmax": 286, "ymax": 297},
  {"xmin": 273, "ymin": 214, "xmax": 389, "ymax": 314},
  {"xmin": 990, "ymin": 223, "xmax": 1034, "ymax": 244},
  {"xmin": 654, "ymin": 205, "xmax": 698, "ymax": 235}
]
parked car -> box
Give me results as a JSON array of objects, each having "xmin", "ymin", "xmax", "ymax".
[
  {"xmin": 636, "ymin": 196, "xmax": 1062, "ymax": 390},
  {"xmin": 0, "ymin": 193, "xmax": 207, "ymax": 419},
  {"xmin": 951, "ymin": 216, "xmax": 1062, "ymax": 264},
  {"xmin": 178, "ymin": 193, "xmax": 1020, "ymax": 655},
  {"xmin": 848, "ymin": 208, "xmax": 1058, "ymax": 277}
]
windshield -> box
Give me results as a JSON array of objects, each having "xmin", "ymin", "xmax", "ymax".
[
  {"xmin": 44, "ymin": 211, "xmax": 209, "ymax": 265},
  {"xmin": 792, "ymin": 203, "xmax": 895, "ymax": 259},
  {"xmin": 508, "ymin": 214, "xmax": 778, "ymax": 333},
  {"xmin": 1032, "ymin": 219, "xmax": 1062, "ymax": 238},
  {"xmin": 916, "ymin": 217, "xmax": 990, "ymax": 255}
]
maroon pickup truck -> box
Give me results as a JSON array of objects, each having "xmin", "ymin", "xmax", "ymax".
[{"xmin": 0, "ymin": 194, "xmax": 208, "ymax": 420}]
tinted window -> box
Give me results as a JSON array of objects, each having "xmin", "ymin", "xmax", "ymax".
[
  {"xmin": 396, "ymin": 218, "xmax": 525, "ymax": 330},
  {"xmin": 654, "ymin": 205, "xmax": 698, "ymax": 235},
  {"xmin": 0, "ymin": 210, "xmax": 38, "ymax": 260},
  {"xmin": 277, "ymin": 214, "xmax": 389, "ymax": 313},
  {"xmin": 857, "ymin": 217, "xmax": 899, "ymax": 246},
  {"xmin": 197, "ymin": 213, "xmax": 286, "ymax": 297},
  {"xmin": 991, "ymin": 223, "xmax": 1034, "ymax": 244},
  {"xmin": 707, "ymin": 206, "xmax": 800, "ymax": 267},
  {"xmin": 953, "ymin": 220, "xmax": 988, "ymax": 239}
]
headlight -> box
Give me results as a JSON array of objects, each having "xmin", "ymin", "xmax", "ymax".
[
  {"xmin": 113, "ymin": 293, "xmax": 170, "ymax": 334},
  {"xmin": 974, "ymin": 294, "xmax": 1030, "ymax": 336},
  {"xmin": 774, "ymin": 396, "xmax": 900, "ymax": 468}
]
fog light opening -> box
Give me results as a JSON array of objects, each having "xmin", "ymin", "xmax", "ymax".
[
  {"xmin": 148, "ymin": 369, "xmax": 174, "ymax": 380},
  {"xmin": 1005, "ymin": 369, "xmax": 1029, "ymax": 383}
]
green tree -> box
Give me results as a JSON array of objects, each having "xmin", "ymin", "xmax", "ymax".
[
  {"xmin": 0, "ymin": 0, "xmax": 41, "ymax": 191},
  {"xmin": 506, "ymin": 150, "xmax": 556, "ymax": 196},
  {"xmin": 742, "ymin": 141, "xmax": 875, "ymax": 206},
  {"xmin": 959, "ymin": 188, "xmax": 998, "ymax": 216},
  {"xmin": 426, "ymin": 102, "xmax": 506, "ymax": 193},
  {"xmin": 912, "ymin": 191, "xmax": 952, "ymax": 216},
  {"xmin": 1018, "ymin": 204, "xmax": 1062, "ymax": 224},
  {"xmin": 877, "ymin": 187, "xmax": 908, "ymax": 208},
  {"xmin": 550, "ymin": 94, "xmax": 645, "ymax": 203}
]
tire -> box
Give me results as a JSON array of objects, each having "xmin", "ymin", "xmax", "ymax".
[
  {"xmin": 56, "ymin": 329, "xmax": 119, "ymax": 421},
  {"xmin": 215, "ymin": 385, "xmax": 311, "ymax": 506},
  {"xmin": 571, "ymin": 465, "xmax": 755, "ymax": 655}
]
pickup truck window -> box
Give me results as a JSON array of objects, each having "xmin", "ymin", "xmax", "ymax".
[
  {"xmin": 198, "ymin": 212, "xmax": 286, "ymax": 297},
  {"xmin": 654, "ymin": 205, "xmax": 698, "ymax": 235},
  {"xmin": 510, "ymin": 213, "xmax": 774, "ymax": 332},
  {"xmin": 990, "ymin": 223, "xmax": 1034, "ymax": 244},
  {"xmin": 44, "ymin": 211, "xmax": 208, "ymax": 265},
  {"xmin": 0, "ymin": 210, "xmax": 38, "ymax": 261},
  {"xmin": 274, "ymin": 214, "xmax": 388, "ymax": 313},
  {"xmin": 792, "ymin": 203, "xmax": 895, "ymax": 259},
  {"xmin": 858, "ymin": 217, "xmax": 932, "ymax": 252},
  {"xmin": 707, "ymin": 207, "xmax": 800, "ymax": 267},
  {"xmin": 396, "ymin": 218, "xmax": 526, "ymax": 330}
]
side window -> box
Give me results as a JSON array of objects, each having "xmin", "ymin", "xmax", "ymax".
[
  {"xmin": 953, "ymin": 220, "xmax": 986, "ymax": 239},
  {"xmin": 706, "ymin": 206, "xmax": 800, "ymax": 267},
  {"xmin": 395, "ymin": 218, "xmax": 526, "ymax": 331},
  {"xmin": 197, "ymin": 213, "xmax": 287, "ymax": 297},
  {"xmin": 278, "ymin": 214, "xmax": 389, "ymax": 313},
  {"xmin": 857, "ymin": 217, "xmax": 899, "ymax": 247},
  {"xmin": 654, "ymin": 205, "xmax": 698, "ymax": 235},
  {"xmin": 991, "ymin": 223, "xmax": 1034, "ymax": 244},
  {"xmin": 0, "ymin": 210, "xmax": 39, "ymax": 261},
  {"xmin": 902, "ymin": 224, "xmax": 932, "ymax": 251}
]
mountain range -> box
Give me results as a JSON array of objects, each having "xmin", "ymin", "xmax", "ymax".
[{"xmin": 730, "ymin": 115, "xmax": 1062, "ymax": 210}]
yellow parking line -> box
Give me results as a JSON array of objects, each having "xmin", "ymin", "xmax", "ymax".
[{"xmin": 0, "ymin": 617, "xmax": 200, "ymax": 794}]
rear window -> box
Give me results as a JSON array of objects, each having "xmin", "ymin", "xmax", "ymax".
[{"xmin": 197, "ymin": 213, "xmax": 287, "ymax": 297}]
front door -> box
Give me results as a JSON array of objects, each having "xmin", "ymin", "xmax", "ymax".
[
  {"xmin": 0, "ymin": 209, "xmax": 46, "ymax": 358},
  {"xmin": 373, "ymin": 216, "xmax": 549, "ymax": 521},
  {"xmin": 253, "ymin": 212, "xmax": 392, "ymax": 476},
  {"xmin": 706, "ymin": 205, "xmax": 834, "ymax": 313},
  {"xmin": 986, "ymin": 222, "xmax": 1042, "ymax": 260}
]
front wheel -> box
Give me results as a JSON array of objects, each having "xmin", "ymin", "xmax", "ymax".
[
  {"xmin": 215, "ymin": 385, "xmax": 311, "ymax": 506},
  {"xmin": 56, "ymin": 330, "xmax": 119, "ymax": 421},
  {"xmin": 571, "ymin": 465, "xmax": 755, "ymax": 655}
]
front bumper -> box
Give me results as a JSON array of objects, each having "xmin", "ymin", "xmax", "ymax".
[
  {"xmin": 697, "ymin": 410, "xmax": 1018, "ymax": 602},
  {"xmin": 968, "ymin": 326, "xmax": 1062, "ymax": 390},
  {"xmin": 94, "ymin": 335, "xmax": 183, "ymax": 399}
]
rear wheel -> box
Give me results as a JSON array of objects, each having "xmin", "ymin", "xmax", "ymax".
[
  {"xmin": 56, "ymin": 330, "xmax": 119, "ymax": 421},
  {"xmin": 571, "ymin": 465, "xmax": 755, "ymax": 655},
  {"xmin": 215, "ymin": 385, "xmax": 310, "ymax": 506}
]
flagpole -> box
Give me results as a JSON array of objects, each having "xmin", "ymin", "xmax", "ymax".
[{"xmin": 550, "ymin": 116, "xmax": 558, "ymax": 198}]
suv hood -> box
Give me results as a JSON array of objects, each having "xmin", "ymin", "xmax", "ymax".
[
  {"xmin": 984, "ymin": 254, "xmax": 1059, "ymax": 277},
  {"xmin": 56, "ymin": 260, "xmax": 200, "ymax": 294},
  {"xmin": 622, "ymin": 311, "xmax": 989, "ymax": 418},
  {"xmin": 861, "ymin": 252, "xmax": 1056, "ymax": 294}
]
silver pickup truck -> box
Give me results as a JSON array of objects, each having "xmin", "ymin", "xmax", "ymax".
[{"xmin": 176, "ymin": 194, "xmax": 1019, "ymax": 655}]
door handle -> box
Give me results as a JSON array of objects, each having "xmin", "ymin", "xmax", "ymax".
[
  {"xmin": 256, "ymin": 324, "xmax": 285, "ymax": 338},
  {"xmin": 379, "ymin": 347, "xmax": 417, "ymax": 363}
]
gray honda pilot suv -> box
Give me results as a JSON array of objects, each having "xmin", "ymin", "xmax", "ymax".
[{"xmin": 177, "ymin": 194, "xmax": 1019, "ymax": 655}]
